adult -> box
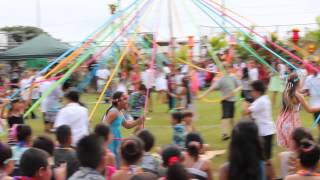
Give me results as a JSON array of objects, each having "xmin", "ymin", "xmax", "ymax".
[
  {"xmin": 199, "ymin": 64, "xmax": 242, "ymax": 140},
  {"xmin": 96, "ymin": 66, "xmax": 110, "ymax": 93},
  {"xmin": 103, "ymin": 91, "xmax": 143, "ymax": 167},
  {"xmin": 54, "ymin": 90, "xmax": 89, "ymax": 146},
  {"xmin": 248, "ymin": 60, "xmax": 259, "ymax": 82}
]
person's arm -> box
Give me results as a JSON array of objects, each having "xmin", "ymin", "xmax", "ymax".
[
  {"xmin": 198, "ymin": 79, "xmax": 218, "ymax": 99},
  {"xmin": 219, "ymin": 164, "xmax": 228, "ymax": 180},
  {"xmin": 122, "ymin": 116, "xmax": 143, "ymax": 129},
  {"xmin": 204, "ymin": 160, "xmax": 214, "ymax": 180},
  {"xmin": 296, "ymin": 92, "xmax": 320, "ymax": 113},
  {"xmin": 104, "ymin": 111, "xmax": 118, "ymax": 125}
]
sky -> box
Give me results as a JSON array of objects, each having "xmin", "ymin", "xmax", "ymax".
[{"xmin": 0, "ymin": 0, "xmax": 319, "ymax": 43}]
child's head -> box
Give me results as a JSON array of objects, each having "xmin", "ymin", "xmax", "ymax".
[
  {"xmin": 120, "ymin": 137, "xmax": 144, "ymax": 165},
  {"xmin": 0, "ymin": 142, "xmax": 14, "ymax": 174},
  {"xmin": 64, "ymin": 89, "xmax": 80, "ymax": 104},
  {"xmin": 291, "ymin": 127, "xmax": 314, "ymax": 150},
  {"xmin": 55, "ymin": 125, "xmax": 72, "ymax": 146},
  {"xmin": 139, "ymin": 84, "xmax": 147, "ymax": 96},
  {"xmin": 250, "ymin": 80, "xmax": 266, "ymax": 99},
  {"xmin": 16, "ymin": 124, "xmax": 32, "ymax": 145},
  {"xmin": 137, "ymin": 129, "xmax": 155, "ymax": 152},
  {"xmin": 185, "ymin": 133, "xmax": 204, "ymax": 160},
  {"xmin": 20, "ymin": 148, "xmax": 52, "ymax": 180},
  {"xmin": 76, "ymin": 135, "xmax": 106, "ymax": 170},
  {"xmin": 33, "ymin": 136, "xmax": 55, "ymax": 157},
  {"xmin": 111, "ymin": 91, "xmax": 128, "ymax": 110},
  {"xmin": 171, "ymin": 112, "xmax": 183, "ymax": 125},
  {"xmin": 182, "ymin": 111, "xmax": 193, "ymax": 124},
  {"xmin": 94, "ymin": 124, "xmax": 112, "ymax": 145},
  {"xmin": 161, "ymin": 145, "xmax": 182, "ymax": 167},
  {"xmin": 298, "ymin": 139, "xmax": 320, "ymax": 169}
]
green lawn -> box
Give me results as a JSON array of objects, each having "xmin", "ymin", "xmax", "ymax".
[{"xmin": 23, "ymin": 92, "xmax": 318, "ymax": 178}]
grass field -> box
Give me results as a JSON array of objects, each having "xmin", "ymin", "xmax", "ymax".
[{"xmin": 23, "ymin": 92, "xmax": 318, "ymax": 179}]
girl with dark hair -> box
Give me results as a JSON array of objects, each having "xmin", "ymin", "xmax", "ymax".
[
  {"xmin": 183, "ymin": 133, "xmax": 213, "ymax": 180},
  {"xmin": 161, "ymin": 145, "xmax": 190, "ymax": 180},
  {"xmin": 103, "ymin": 91, "xmax": 143, "ymax": 168},
  {"xmin": 285, "ymin": 139, "xmax": 320, "ymax": 180},
  {"xmin": 54, "ymin": 90, "xmax": 89, "ymax": 146},
  {"xmin": 276, "ymin": 73, "xmax": 320, "ymax": 149},
  {"xmin": 219, "ymin": 120, "xmax": 271, "ymax": 180},
  {"xmin": 0, "ymin": 142, "xmax": 14, "ymax": 180},
  {"xmin": 111, "ymin": 137, "xmax": 144, "ymax": 180}
]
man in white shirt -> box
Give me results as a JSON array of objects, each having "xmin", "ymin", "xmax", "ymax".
[
  {"xmin": 244, "ymin": 80, "xmax": 275, "ymax": 160},
  {"xmin": 96, "ymin": 67, "xmax": 110, "ymax": 93},
  {"xmin": 54, "ymin": 90, "xmax": 89, "ymax": 145}
]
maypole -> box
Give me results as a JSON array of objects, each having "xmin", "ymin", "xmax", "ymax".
[{"xmin": 168, "ymin": 0, "xmax": 175, "ymax": 61}]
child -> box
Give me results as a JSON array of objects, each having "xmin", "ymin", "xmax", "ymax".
[
  {"xmin": 94, "ymin": 124, "xmax": 116, "ymax": 179},
  {"xmin": 128, "ymin": 84, "xmax": 146, "ymax": 132},
  {"xmin": 1, "ymin": 99, "xmax": 25, "ymax": 128},
  {"xmin": 17, "ymin": 148, "xmax": 52, "ymax": 180},
  {"xmin": 111, "ymin": 137, "xmax": 144, "ymax": 180},
  {"xmin": 182, "ymin": 111, "xmax": 195, "ymax": 133},
  {"xmin": 54, "ymin": 125, "xmax": 79, "ymax": 179},
  {"xmin": 69, "ymin": 135, "xmax": 106, "ymax": 180},
  {"xmin": 137, "ymin": 129, "xmax": 161, "ymax": 176},
  {"xmin": 171, "ymin": 112, "xmax": 186, "ymax": 148},
  {"xmin": 0, "ymin": 142, "xmax": 14, "ymax": 180}
]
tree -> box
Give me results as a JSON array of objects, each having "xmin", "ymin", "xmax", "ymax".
[
  {"xmin": 0, "ymin": 26, "xmax": 47, "ymax": 42},
  {"xmin": 303, "ymin": 16, "xmax": 320, "ymax": 46}
]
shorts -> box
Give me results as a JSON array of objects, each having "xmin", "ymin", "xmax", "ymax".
[
  {"xmin": 44, "ymin": 112, "xmax": 58, "ymax": 123},
  {"xmin": 262, "ymin": 135, "xmax": 273, "ymax": 160},
  {"xmin": 314, "ymin": 112, "xmax": 320, "ymax": 124},
  {"xmin": 221, "ymin": 100, "xmax": 235, "ymax": 119}
]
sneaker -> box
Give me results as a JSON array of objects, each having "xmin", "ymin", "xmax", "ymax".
[{"xmin": 222, "ymin": 134, "xmax": 230, "ymax": 141}]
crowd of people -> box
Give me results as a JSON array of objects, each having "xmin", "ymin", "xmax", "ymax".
[{"xmin": 0, "ymin": 54, "xmax": 320, "ymax": 179}]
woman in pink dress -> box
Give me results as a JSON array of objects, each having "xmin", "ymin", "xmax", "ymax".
[{"xmin": 276, "ymin": 73, "xmax": 320, "ymax": 149}]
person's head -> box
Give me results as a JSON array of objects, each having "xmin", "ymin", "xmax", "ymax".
[
  {"xmin": 136, "ymin": 129, "xmax": 155, "ymax": 152},
  {"xmin": 242, "ymin": 67, "xmax": 249, "ymax": 79},
  {"xmin": 76, "ymin": 135, "xmax": 106, "ymax": 170},
  {"xmin": 228, "ymin": 120, "xmax": 264, "ymax": 180},
  {"xmin": 111, "ymin": 91, "xmax": 128, "ymax": 110},
  {"xmin": 171, "ymin": 112, "xmax": 183, "ymax": 125},
  {"xmin": 20, "ymin": 148, "xmax": 52, "ymax": 180},
  {"xmin": 298, "ymin": 139, "xmax": 320, "ymax": 170},
  {"xmin": 64, "ymin": 89, "xmax": 80, "ymax": 104},
  {"xmin": 250, "ymin": 80, "xmax": 266, "ymax": 99},
  {"xmin": 33, "ymin": 136, "xmax": 55, "ymax": 156},
  {"xmin": 120, "ymin": 137, "xmax": 144, "ymax": 165},
  {"xmin": 0, "ymin": 142, "xmax": 14, "ymax": 175},
  {"xmin": 291, "ymin": 127, "xmax": 314, "ymax": 150},
  {"xmin": 55, "ymin": 125, "xmax": 72, "ymax": 147},
  {"xmin": 185, "ymin": 133, "xmax": 203, "ymax": 160},
  {"xmin": 182, "ymin": 111, "xmax": 193, "ymax": 125},
  {"xmin": 16, "ymin": 124, "xmax": 32, "ymax": 145},
  {"xmin": 10, "ymin": 99, "xmax": 24, "ymax": 112},
  {"xmin": 139, "ymin": 84, "xmax": 147, "ymax": 96},
  {"xmin": 223, "ymin": 63, "xmax": 233, "ymax": 74},
  {"xmin": 94, "ymin": 124, "xmax": 112, "ymax": 145},
  {"xmin": 130, "ymin": 172, "xmax": 157, "ymax": 180}
]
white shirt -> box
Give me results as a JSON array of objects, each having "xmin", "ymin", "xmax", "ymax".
[
  {"xmin": 248, "ymin": 68, "xmax": 259, "ymax": 81},
  {"xmin": 54, "ymin": 103, "xmax": 89, "ymax": 145},
  {"xmin": 20, "ymin": 78, "xmax": 32, "ymax": 100},
  {"xmin": 304, "ymin": 74, "xmax": 320, "ymax": 107},
  {"xmin": 39, "ymin": 81, "xmax": 63, "ymax": 112},
  {"xmin": 96, "ymin": 69, "xmax": 110, "ymax": 80},
  {"xmin": 141, "ymin": 69, "xmax": 155, "ymax": 89},
  {"xmin": 249, "ymin": 95, "xmax": 276, "ymax": 136}
]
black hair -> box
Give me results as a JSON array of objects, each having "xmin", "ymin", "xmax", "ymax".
[
  {"xmin": 185, "ymin": 133, "xmax": 203, "ymax": 161},
  {"xmin": 76, "ymin": 134, "xmax": 105, "ymax": 169},
  {"xmin": 242, "ymin": 67, "xmax": 249, "ymax": 80},
  {"xmin": 137, "ymin": 129, "xmax": 155, "ymax": 152},
  {"xmin": 33, "ymin": 136, "xmax": 55, "ymax": 156},
  {"xmin": 251, "ymin": 80, "xmax": 266, "ymax": 94},
  {"xmin": 182, "ymin": 111, "xmax": 193, "ymax": 118},
  {"xmin": 161, "ymin": 145, "xmax": 182, "ymax": 167},
  {"xmin": 20, "ymin": 148, "xmax": 49, "ymax": 177},
  {"xmin": 167, "ymin": 163, "xmax": 190, "ymax": 180},
  {"xmin": 130, "ymin": 172, "xmax": 158, "ymax": 180},
  {"xmin": 171, "ymin": 112, "xmax": 183, "ymax": 123},
  {"xmin": 292, "ymin": 127, "xmax": 314, "ymax": 149},
  {"xmin": 228, "ymin": 120, "xmax": 264, "ymax": 180},
  {"xmin": 298, "ymin": 139, "xmax": 320, "ymax": 169},
  {"xmin": 94, "ymin": 123, "xmax": 110, "ymax": 141},
  {"xmin": 64, "ymin": 89, "xmax": 85, "ymax": 107},
  {"xmin": 0, "ymin": 142, "xmax": 12, "ymax": 168},
  {"xmin": 120, "ymin": 137, "xmax": 144, "ymax": 165},
  {"xmin": 55, "ymin": 125, "xmax": 72, "ymax": 145},
  {"xmin": 139, "ymin": 84, "xmax": 147, "ymax": 92},
  {"xmin": 17, "ymin": 124, "xmax": 32, "ymax": 143},
  {"xmin": 105, "ymin": 91, "xmax": 124, "ymax": 117}
]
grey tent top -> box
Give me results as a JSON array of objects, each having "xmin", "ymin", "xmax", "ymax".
[{"xmin": 0, "ymin": 34, "xmax": 70, "ymax": 60}]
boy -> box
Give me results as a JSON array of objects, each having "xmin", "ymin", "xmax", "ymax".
[
  {"xmin": 17, "ymin": 148, "xmax": 52, "ymax": 180},
  {"xmin": 53, "ymin": 125, "xmax": 79, "ymax": 178},
  {"xmin": 171, "ymin": 112, "xmax": 186, "ymax": 148},
  {"xmin": 128, "ymin": 84, "xmax": 146, "ymax": 132},
  {"xmin": 69, "ymin": 135, "xmax": 106, "ymax": 180}
]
